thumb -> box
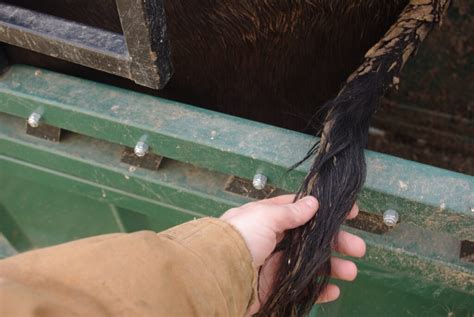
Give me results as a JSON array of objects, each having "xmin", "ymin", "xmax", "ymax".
[{"xmin": 270, "ymin": 196, "xmax": 319, "ymax": 232}]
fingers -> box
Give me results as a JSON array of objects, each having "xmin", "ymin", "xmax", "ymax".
[
  {"xmin": 334, "ymin": 231, "xmax": 366, "ymax": 258},
  {"xmin": 330, "ymin": 257, "xmax": 357, "ymax": 281},
  {"xmin": 262, "ymin": 196, "xmax": 359, "ymax": 221},
  {"xmin": 222, "ymin": 195, "xmax": 297, "ymax": 219},
  {"xmin": 259, "ymin": 194, "xmax": 296, "ymax": 205},
  {"xmin": 347, "ymin": 203, "xmax": 359, "ymax": 219},
  {"xmin": 323, "ymin": 257, "xmax": 358, "ymax": 306},
  {"xmin": 316, "ymin": 284, "xmax": 340, "ymax": 304},
  {"xmin": 268, "ymin": 196, "xmax": 319, "ymax": 232}
]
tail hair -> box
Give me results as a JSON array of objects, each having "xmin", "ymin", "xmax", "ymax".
[{"xmin": 257, "ymin": 0, "xmax": 451, "ymax": 315}]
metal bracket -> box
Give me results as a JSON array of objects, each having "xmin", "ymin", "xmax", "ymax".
[
  {"xmin": 460, "ymin": 240, "xmax": 474, "ymax": 263},
  {"xmin": 345, "ymin": 210, "xmax": 391, "ymax": 235},
  {"xmin": 26, "ymin": 123, "xmax": 61, "ymax": 142},
  {"xmin": 0, "ymin": 1, "xmax": 172, "ymax": 89},
  {"xmin": 120, "ymin": 146, "xmax": 163, "ymax": 171},
  {"xmin": 224, "ymin": 176, "xmax": 289, "ymax": 200}
]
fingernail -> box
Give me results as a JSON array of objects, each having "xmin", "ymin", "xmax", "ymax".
[{"xmin": 302, "ymin": 196, "xmax": 317, "ymax": 209}]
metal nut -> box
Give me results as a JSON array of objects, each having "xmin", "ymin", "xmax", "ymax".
[
  {"xmin": 134, "ymin": 141, "xmax": 149, "ymax": 157},
  {"xmin": 383, "ymin": 209, "xmax": 399, "ymax": 227},
  {"xmin": 27, "ymin": 112, "xmax": 41, "ymax": 128},
  {"xmin": 252, "ymin": 173, "xmax": 267, "ymax": 190}
]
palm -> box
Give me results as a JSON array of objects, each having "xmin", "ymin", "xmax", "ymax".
[{"xmin": 221, "ymin": 195, "xmax": 365, "ymax": 315}]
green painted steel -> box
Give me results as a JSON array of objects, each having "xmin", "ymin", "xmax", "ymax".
[
  {"xmin": 0, "ymin": 65, "xmax": 472, "ymax": 240},
  {"xmin": 321, "ymin": 264, "xmax": 474, "ymax": 317},
  {"xmin": 0, "ymin": 111, "xmax": 473, "ymax": 315},
  {"xmin": 0, "ymin": 233, "xmax": 17, "ymax": 258},
  {"xmin": 0, "ymin": 66, "xmax": 473, "ymax": 316}
]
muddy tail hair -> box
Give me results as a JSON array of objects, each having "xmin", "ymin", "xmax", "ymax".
[{"xmin": 257, "ymin": 0, "xmax": 451, "ymax": 316}]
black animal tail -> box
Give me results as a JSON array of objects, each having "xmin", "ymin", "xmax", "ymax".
[{"xmin": 258, "ymin": 0, "xmax": 450, "ymax": 315}]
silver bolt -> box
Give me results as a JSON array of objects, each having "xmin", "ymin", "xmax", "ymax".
[
  {"xmin": 383, "ymin": 209, "xmax": 399, "ymax": 227},
  {"xmin": 27, "ymin": 112, "xmax": 41, "ymax": 128},
  {"xmin": 252, "ymin": 173, "xmax": 267, "ymax": 190},
  {"xmin": 134, "ymin": 141, "xmax": 149, "ymax": 157}
]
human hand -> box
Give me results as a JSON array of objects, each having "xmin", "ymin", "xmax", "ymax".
[{"xmin": 220, "ymin": 194, "xmax": 366, "ymax": 315}]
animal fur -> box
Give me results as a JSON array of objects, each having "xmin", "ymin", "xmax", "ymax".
[
  {"xmin": 4, "ymin": 0, "xmax": 407, "ymax": 132},
  {"xmin": 258, "ymin": 0, "xmax": 451, "ymax": 315}
]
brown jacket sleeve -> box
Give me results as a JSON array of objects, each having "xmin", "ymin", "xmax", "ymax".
[{"xmin": 0, "ymin": 218, "xmax": 257, "ymax": 317}]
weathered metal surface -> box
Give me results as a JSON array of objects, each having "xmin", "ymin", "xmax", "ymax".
[
  {"xmin": 0, "ymin": 3, "xmax": 129, "ymax": 74},
  {"xmin": 0, "ymin": 113, "xmax": 246, "ymax": 217},
  {"xmin": 0, "ymin": 2, "xmax": 171, "ymax": 89},
  {"xmin": 115, "ymin": 0, "xmax": 172, "ymax": 89},
  {"xmin": 0, "ymin": 65, "xmax": 313, "ymax": 191},
  {"xmin": 0, "ymin": 112, "xmax": 473, "ymax": 314},
  {"xmin": 0, "ymin": 66, "xmax": 472, "ymax": 241}
]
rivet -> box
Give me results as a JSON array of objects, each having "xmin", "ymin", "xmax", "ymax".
[
  {"xmin": 252, "ymin": 173, "xmax": 267, "ymax": 190},
  {"xmin": 383, "ymin": 209, "xmax": 399, "ymax": 227},
  {"xmin": 27, "ymin": 112, "xmax": 41, "ymax": 128}
]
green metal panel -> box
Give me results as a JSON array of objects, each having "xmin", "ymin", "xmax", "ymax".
[
  {"xmin": 0, "ymin": 171, "xmax": 195, "ymax": 252},
  {"xmin": 0, "ymin": 65, "xmax": 310, "ymax": 192},
  {"xmin": 0, "ymin": 65, "xmax": 472, "ymax": 240},
  {"xmin": 0, "ymin": 233, "xmax": 17, "ymax": 258},
  {"xmin": 1, "ymin": 175, "xmax": 121, "ymax": 249},
  {"xmin": 0, "ymin": 66, "xmax": 473, "ymax": 316},
  {"xmin": 321, "ymin": 266, "xmax": 473, "ymax": 317}
]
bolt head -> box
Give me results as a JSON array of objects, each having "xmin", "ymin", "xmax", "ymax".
[
  {"xmin": 27, "ymin": 112, "xmax": 41, "ymax": 128},
  {"xmin": 134, "ymin": 141, "xmax": 149, "ymax": 157},
  {"xmin": 252, "ymin": 173, "xmax": 267, "ymax": 190},
  {"xmin": 383, "ymin": 209, "xmax": 399, "ymax": 227}
]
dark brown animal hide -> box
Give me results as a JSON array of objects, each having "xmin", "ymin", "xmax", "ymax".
[{"xmin": 3, "ymin": 0, "xmax": 407, "ymax": 132}]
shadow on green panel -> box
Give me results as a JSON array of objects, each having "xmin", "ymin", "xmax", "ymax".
[
  {"xmin": 117, "ymin": 206, "xmax": 195, "ymax": 233},
  {"xmin": 0, "ymin": 203, "xmax": 32, "ymax": 252}
]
